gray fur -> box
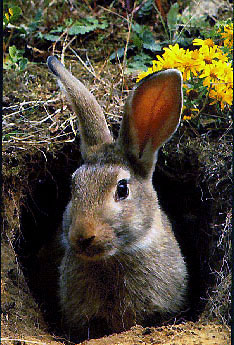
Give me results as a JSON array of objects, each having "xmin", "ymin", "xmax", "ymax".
[{"xmin": 47, "ymin": 57, "xmax": 187, "ymax": 338}]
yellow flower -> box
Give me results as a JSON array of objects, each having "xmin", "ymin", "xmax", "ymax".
[
  {"xmin": 155, "ymin": 55, "xmax": 176, "ymax": 70},
  {"xmin": 5, "ymin": 12, "xmax": 10, "ymax": 21},
  {"xmin": 193, "ymin": 38, "xmax": 215, "ymax": 48},
  {"xmin": 152, "ymin": 60, "xmax": 162, "ymax": 72},
  {"xmin": 161, "ymin": 44, "xmax": 190, "ymax": 77},
  {"xmin": 190, "ymin": 49, "xmax": 206, "ymax": 72},
  {"xmin": 163, "ymin": 44, "xmax": 186, "ymax": 63},
  {"xmin": 201, "ymin": 60, "xmax": 233, "ymax": 109},
  {"xmin": 137, "ymin": 44, "xmax": 186, "ymax": 82},
  {"xmin": 221, "ymin": 62, "xmax": 233, "ymax": 85},
  {"xmin": 209, "ymin": 84, "xmax": 233, "ymax": 109},
  {"xmin": 198, "ymin": 45, "xmax": 228, "ymax": 65},
  {"xmin": 176, "ymin": 49, "xmax": 201, "ymax": 80},
  {"xmin": 199, "ymin": 61, "xmax": 223, "ymax": 87},
  {"xmin": 218, "ymin": 23, "xmax": 233, "ymax": 49},
  {"xmin": 136, "ymin": 36, "xmax": 233, "ymax": 91},
  {"xmin": 191, "ymin": 108, "xmax": 199, "ymax": 113},
  {"xmin": 200, "ymin": 59, "xmax": 233, "ymax": 90},
  {"xmin": 182, "ymin": 108, "xmax": 199, "ymax": 121},
  {"xmin": 221, "ymin": 87, "xmax": 233, "ymax": 106},
  {"xmin": 183, "ymin": 115, "xmax": 192, "ymax": 121},
  {"xmin": 136, "ymin": 69, "xmax": 152, "ymax": 83},
  {"xmin": 9, "ymin": 8, "xmax": 14, "ymax": 16}
]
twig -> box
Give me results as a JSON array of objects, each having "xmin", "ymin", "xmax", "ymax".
[
  {"xmin": 175, "ymin": 0, "xmax": 202, "ymax": 44},
  {"xmin": 3, "ymin": 99, "xmax": 60, "ymax": 119},
  {"xmin": 196, "ymin": 84, "xmax": 212, "ymax": 118},
  {"xmin": 69, "ymin": 47, "xmax": 106, "ymax": 85},
  {"xmin": 61, "ymin": 35, "xmax": 76, "ymax": 64},
  {"xmin": 85, "ymin": 52, "xmax": 96, "ymax": 75},
  {"xmin": 82, "ymin": 0, "xmax": 95, "ymax": 13},
  {"xmin": 51, "ymin": 21, "xmax": 75, "ymax": 57},
  {"xmin": 122, "ymin": 12, "xmax": 133, "ymax": 73},
  {"xmin": 1, "ymin": 339, "xmax": 47, "ymax": 345},
  {"xmin": 120, "ymin": 4, "xmax": 136, "ymax": 93},
  {"xmin": 99, "ymin": 5, "xmax": 129, "ymax": 23},
  {"xmin": 153, "ymin": 2, "xmax": 169, "ymax": 41},
  {"xmin": 3, "ymin": 98, "xmax": 60, "ymax": 110},
  {"xmin": 4, "ymin": 28, "xmax": 14, "ymax": 52},
  {"xmin": 131, "ymin": 0, "xmax": 148, "ymax": 15}
]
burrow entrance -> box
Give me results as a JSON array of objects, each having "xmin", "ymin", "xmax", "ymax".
[{"xmin": 13, "ymin": 140, "xmax": 215, "ymax": 341}]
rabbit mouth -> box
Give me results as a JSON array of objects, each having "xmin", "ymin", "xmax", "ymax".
[{"xmin": 74, "ymin": 246, "xmax": 117, "ymax": 261}]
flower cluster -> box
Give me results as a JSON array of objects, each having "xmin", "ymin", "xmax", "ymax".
[
  {"xmin": 5, "ymin": 8, "xmax": 14, "ymax": 22},
  {"xmin": 137, "ymin": 23, "xmax": 233, "ymax": 119},
  {"xmin": 218, "ymin": 22, "xmax": 233, "ymax": 50}
]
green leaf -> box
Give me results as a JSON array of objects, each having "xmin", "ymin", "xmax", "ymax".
[
  {"xmin": 132, "ymin": 33, "xmax": 143, "ymax": 50},
  {"xmin": 50, "ymin": 26, "xmax": 64, "ymax": 34},
  {"xmin": 98, "ymin": 20, "xmax": 108, "ymax": 30},
  {"xmin": 9, "ymin": 45, "xmax": 18, "ymax": 58},
  {"xmin": 3, "ymin": 17, "xmax": 8, "ymax": 26},
  {"xmin": 167, "ymin": 3, "xmax": 179, "ymax": 31},
  {"xmin": 65, "ymin": 18, "xmax": 73, "ymax": 26},
  {"xmin": 143, "ymin": 41, "xmax": 161, "ymax": 51},
  {"xmin": 43, "ymin": 34, "xmax": 60, "ymax": 41},
  {"xmin": 131, "ymin": 23, "xmax": 143, "ymax": 34},
  {"xmin": 28, "ymin": 9, "xmax": 42, "ymax": 32},
  {"xmin": 109, "ymin": 47, "xmax": 125, "ymax": 61},
  {"xmin": 17, "ymin": 25, "xmax": 28, "ymax": 35},
  {"xmin": 138, "ymin": 0, "xmax": 154, "ymax": 18},
  {"xmin": 131, "ymin": 24, "xmax": 160, "ymax": 52},
  {"xmin": 86, "ymin": 17, "xmax": 99, "ymax": 25},
  {"xmin": 3, "ymin": 61, "xmax": 12, "ymax": 70},
  {"xmin": 68, "ymin": 17, "xmax": 108, "ymax": 36},
  {"xmin": 10, "ymin": 6, "xmax": 22, "ymax": 16},
  {"xmin": 69, "ymin": 24, "xmax": 90, "ymax": 35},
  {"xmin": 8, "ymin": 6, "xmax": 22, "ymax": 22},
  {"xmin": 34, "ymin": 9, "xmax": 43, "ymax": 22},
  {"xmin": 142, "ymin": 31, "xmax": 161, "ymax": 51},
  {"xmin": 127, "ymin": 52, "xmax": 152, "ymax": 72},
  {"xmin": 19, "ymin": 58, "xmax": 28, "ymax": 71}
]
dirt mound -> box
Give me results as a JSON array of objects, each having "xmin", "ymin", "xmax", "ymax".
[
  {"xmin": 2, "ymin": 130, "xmax": 231, "ymax": 344},
  {"xmin": 2, "ymin": 7, "xmax": 231, "ymax": 339}
]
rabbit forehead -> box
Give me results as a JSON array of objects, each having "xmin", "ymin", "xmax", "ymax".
[
  {"xmin": 71, "ymin": 164, "xmax": 131, "ymax": 205},
  {"xmin": 72, "ymin": 164, "xmax": 130, "ymax": 182}
]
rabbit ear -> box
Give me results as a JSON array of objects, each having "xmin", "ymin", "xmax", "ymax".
[
  {"xmin": 47, "ymin": 56, "xmax": 113, "ymax": 158},
  {"xmin": 118, "ymin": 69, "xmax": 183, "ymax": 176}
]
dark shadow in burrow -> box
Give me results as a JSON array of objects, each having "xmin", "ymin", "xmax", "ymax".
[{"xmin": 14, "ymin": 141, "xmax": 214, "ymax": 340}]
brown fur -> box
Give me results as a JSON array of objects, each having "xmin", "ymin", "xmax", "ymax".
[{"xmin": 47, "ymin": 57, "xmax": 188, "ymax": 339}]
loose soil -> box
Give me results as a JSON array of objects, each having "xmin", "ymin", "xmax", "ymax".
[
  {"xmin": 1, "ymin": 323, "xmax": 231, "ymax": 345},
  {"xmin": 2, "ymin": 1, "xmax": 232, "ymax": 344}
]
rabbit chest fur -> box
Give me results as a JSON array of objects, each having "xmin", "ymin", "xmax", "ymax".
[
  {"xmin": 47, "ymin": 56, "xmax": 188, "ymax": 338},
  {"xmin": 59, "ymin": 155, "xmax": 187, "ymax": 336},
  {"xmin": 60, "ymin": 232, "xmax": 186, "ymax": 334}
]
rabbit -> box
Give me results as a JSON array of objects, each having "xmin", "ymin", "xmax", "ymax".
[{"xmin": 47, "ymin": 56, "xmax": 188, "ymax": 340}]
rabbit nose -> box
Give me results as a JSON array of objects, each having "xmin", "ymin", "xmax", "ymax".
[{"xmin": 77, "ymin": 236, "xmax": 95, "ymax": 251}]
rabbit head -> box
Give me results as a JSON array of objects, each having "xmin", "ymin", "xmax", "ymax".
[{"xmin": 47, "ymin": 56, "xmax": 183, "ymax": 262}]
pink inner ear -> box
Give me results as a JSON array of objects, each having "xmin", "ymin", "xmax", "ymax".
[{"xmin": 131, "ymin": 77, "xmax": 181, "ymax": 154}]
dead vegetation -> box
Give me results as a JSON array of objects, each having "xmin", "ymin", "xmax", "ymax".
[{"xmin": 2, "ymin": 1, "xmax": 232, "ymax": 344}]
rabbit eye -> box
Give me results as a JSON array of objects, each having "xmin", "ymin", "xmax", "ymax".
[{"xmin": 115, "ymin": 179, "xmax": 129, "ymax": 201}]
